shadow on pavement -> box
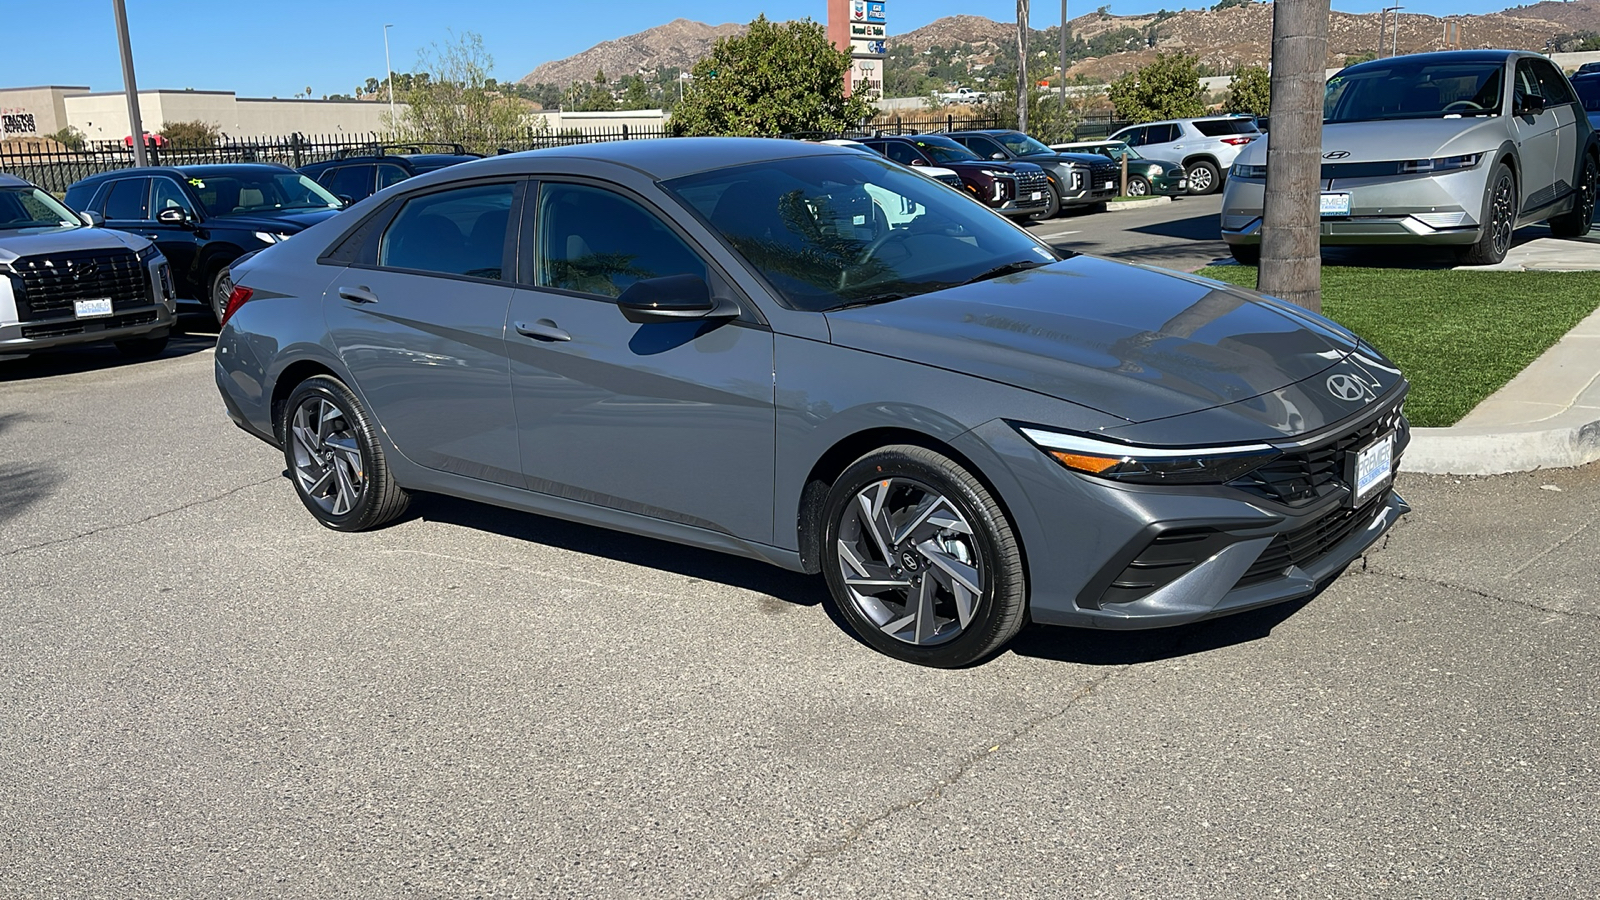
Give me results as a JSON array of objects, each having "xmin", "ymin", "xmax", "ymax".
[
  {"xmin": 1008, "ymin": 594, "xmax": 1318, "ymax": 666},
  {"xmin": 0, "ymin": 330, "xmax": 215, "ymax": 383},
  {"xmin": 1124, "ymin": 211, "xmax": 1226, "ymax": 242},
  {"xmin": 406, "ymin": 493, "xmax": 830, "ymax": 609},
  {"xmin": 0, "ymin": 413, "xmax": 62, "ymax": 524}
]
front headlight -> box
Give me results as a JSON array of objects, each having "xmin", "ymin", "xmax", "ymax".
[
  {"xmin": 1398, "ymin": 153, "xmax": 1482, "ymax": 174},
  {"xmin": 1017, "ymin": 426, "xmax": 1280, "ymax": 485},
  {"xmin": 253, "ymin": 231, "xmax": 292, "ymax": 244},
  {"xmin": 1230, "ymin": 162, "xmax": 1268, "ymax": 179},
  {"xmin": 135, "ymin": 244, "xmax": 162, "ymax": 264},
  {"xmin": 980, "ymin": 169, "xmax": 1012, "ymax": 178}
]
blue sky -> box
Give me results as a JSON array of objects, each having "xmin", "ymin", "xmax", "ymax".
[{"xmin": 0, "ymin": 1, "xmax": 1523, "ymax": 98}]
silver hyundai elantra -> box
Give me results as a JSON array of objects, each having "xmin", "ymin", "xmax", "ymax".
[{"xmin": 216, "ymin": 138, "xmax": 1410, "ymax": 667}]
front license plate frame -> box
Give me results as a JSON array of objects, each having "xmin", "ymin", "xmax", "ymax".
[
  {"xmin": 1348, "ymin": 431, "xmax": 1395, "ymax": 506},
  {"xmin": 1320, "ymin": 192, "xmax": 1352, "ymax": 217},
  {"xmin": 74, "ymin": 297, "xmax": 114, "ymax": 319}
]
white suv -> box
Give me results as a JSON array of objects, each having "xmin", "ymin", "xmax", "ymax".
[
  {"xmin": 0, "ymin": 174, "xmax": 176, "ymax": 361},
  {"xmin": 1108, "ymin": 116, "xmax": 1261, "ymax": 195}
]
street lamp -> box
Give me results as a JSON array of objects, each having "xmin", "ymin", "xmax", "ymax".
[
  {"xmin": 1382, "ymin": 5, "xmax": 1404, "ymax": 59},
  {"xmin": 112, "ymin": 0, "xmax": 148, "ymax": 167},
  {"xmin": 383, "ymin": 24, "xmax": 396, "ymax": 122}
]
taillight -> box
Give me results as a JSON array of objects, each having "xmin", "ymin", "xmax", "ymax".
[
  {"xmin": 220, "ymin": 284, "xmax": 254, "ymax": 328},
  {"xmin": 1222, "ymin": 136, "xmax": 1255, "ymax": 146}
]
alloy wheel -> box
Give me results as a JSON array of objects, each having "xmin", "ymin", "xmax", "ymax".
[
  {"xmin": 1582, "ymin": 160, "xmax": 1597, "ymax": 225},
  {"xmin": 1127, "ymin": 176, "xmax": 1150, "ymax": 196},
  {"xmin": 834, "ymin": 477, "xmax": 986, "ymax": 646},
  {"xmin": 1489, "ymin": 172, "xmax": 1515, "ymax": 258},
  {"xmin": 289, "ymin": 396, "xmax": 365, "ymax": 517},
  {"xmin": 1187, "ymin": 164, "xmax": 1214, "ymax": 193}
]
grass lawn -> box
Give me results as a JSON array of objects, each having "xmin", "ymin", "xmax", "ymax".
[{"xmin": 1196, "ymin": 265, "xmax": 1600, "ymax": 428}]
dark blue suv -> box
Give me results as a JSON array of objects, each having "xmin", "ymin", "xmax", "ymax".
[
  {"xmin": 300, "ymin": 143, "xmax": 481, "ymax": 204},
  {"xmin": 64, "ymin": 164, "xmax": 344, "ymax": 321}
]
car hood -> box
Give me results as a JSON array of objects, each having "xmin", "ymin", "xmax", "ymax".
[
  {"xmin": 823, "ymin": 256, "xmax": 1366, "ymax": 427},
  {"xmin": 0, "ymin": 226, "xmax": 147, "ymax": 264},
  {"xmin": 1233, "ymin": 117, "xmax": 1508, "ymax": 166},
  {"xmin": 207, "ymin": 207, "xmax": 343, "ymax": 233},
  {"xmin": 1022, "ymin": 151, "xmax": 1107, "ymax": 166}
]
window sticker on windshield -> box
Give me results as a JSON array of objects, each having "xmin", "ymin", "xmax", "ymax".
[{"xmin": 188, "ymin": 179, "xmax": 206, "ymax": 189}]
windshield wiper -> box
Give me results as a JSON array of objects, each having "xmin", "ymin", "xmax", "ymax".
[
  {"xmin": 956, "ymin": 259, "xmax": 1047, "ymax": 286},
  {"xmin": 829, "ymin": 291, "xmax": 920, "ymax": 311}
]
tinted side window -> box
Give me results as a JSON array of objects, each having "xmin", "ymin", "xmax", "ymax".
[
  {"xmin": 376, "ymin": 163, "xmax": 410, "ymax": 190},
  {"xmin": 883, "ymin": 141, "xmax": 922, "ymax": 166},
  {"xmin": 536, "ymin": 183, "xmax": 706, "ymax": 298},
  {"xmin": 324, "ymin": 165, "xmax": 374, "ymax": 202},
  {"xmin": 1574, "ymin": 77, "xmax": 1600, "ymax": 112},
  {"xmin": 1149, "ymin": 124, "xmax": 1181, "ymax": 143},
  {"xmin": 1113, "ymin": 127, "xmax": 1140, "ymax": 146},
  {"xmin": 968, "ymin": 136, "xmax": 1006, "ymax": 158},
  {"xmin": 1192, "ymin": 119, "xmax": 1258, "ymax": 137},
  {"xmin": 1515, "ymin": 60, "xmax": 1542, "ymax": 108},
  {"xmin": 102, "ymin": 179, "xmax": 149, "ymax": 220},
  {"xmin": 378, "ymin": 182, "xmax": 514, "ymax": 280},
  {"xmin": 150, "ymin": 178, "xmax": 194, "ymax": 214},
  {"xmin": 1534, "ymin": 60, "xmax": 1576, "ymax": 105}
]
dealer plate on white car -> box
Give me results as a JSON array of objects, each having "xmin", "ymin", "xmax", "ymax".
[
  {"xmin": 74, "ymin": 297, "xmax": 113, "ymax": 319},
  {"xmin": 1349, "ymin": 432, "xmax": 1394, "ymax": 506},
  {"xmin": 1320, "ymin": 192, "xmax": 1352, "ymax": 216}
]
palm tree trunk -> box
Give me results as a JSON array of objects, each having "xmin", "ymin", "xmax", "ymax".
[
  {"xmin": 1259, "ymin": 0, "xmax": 1329, "ymax": 313},
  {"xmin": 1017, "ymin": 0, "xmax": 1030, "ymax": 133}
]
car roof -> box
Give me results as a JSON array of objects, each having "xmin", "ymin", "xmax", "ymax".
[
  {"xmin": 70, "ymin": 162, "xmax": 295, "ymax": 188},
  {"xmin": 1338, "ymin": 48, "xmax": 1527, "ymax": 77},
  {"xmin": 0, "ymin": 173, "xmax": 31, "ymax": 188},
  {"xmin": 489, "ymin": 137, "xmax": 869, "ymax": 180}
]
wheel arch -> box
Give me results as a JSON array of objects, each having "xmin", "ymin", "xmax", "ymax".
[{"xmin": 269, "ymin": 358, "xmax": 342, "ymax": 442}]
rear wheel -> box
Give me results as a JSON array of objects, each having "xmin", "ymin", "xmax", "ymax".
[
  {"xmin": 821, "ymin": 445, "xmax": 1027, "ymax": 668},
  {"xmin": 1458, "ymin": 163, "xmax": 1516, "ymax": 266},
  {"xmin": 1186, "ymin": 159, "xmax": 1221, "ymax": 195},
  {"xmin": 210, "ymin": 268, "xmax": 233, "ymax": 325},
  {"xmin": 1549, "ymin": 154, "xmax": 1597, "ymax": 238},
  {"xmin": 282, "ymin": 375, "xmax": 409, "ymax": 532},
  {"xmin": 1125, "ymin": 174, "xmax": 1151, "ymax": 197}
]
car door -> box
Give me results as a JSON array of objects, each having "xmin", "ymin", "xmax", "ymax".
[
  {"xmin": 1532, "ymin": 58, "xmax": 1581, "ymax": 199},
  {"xmin": 1512, "ymin": 58, "xmax": 1560, "ymax": 209},
  {"xmin": 145, "ymin": 176, "xmax": 204, "ymax": 294},
  {"xmin": 323, "ymin": 178, "xmax": 523, "ymax": 485},
  {"xmin": 960, "ymin": 134, "xmax": 1009, "ymax": 161},
  {"xmin": 321, "ymin": 164, "xmax": 377, "ymax": 203},
  {"xmin": 504, "ymin": 180, "xmax": 776, "ymax": 542}
]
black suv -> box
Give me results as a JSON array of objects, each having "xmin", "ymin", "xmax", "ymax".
[
  {"xmin": 947, "ymin": 129, "xmax": 1119, "ymax": 212},
  {"xmin": 64, "ymin": 164, "xmax": 344, "ymax": 321},
  {"xmin": 856, "ymin": 135, "xmax": 1052, "ymax": 218},
  {"xmin": 300, "ymin": 143, "xmax": 481, "ymax": 204}
]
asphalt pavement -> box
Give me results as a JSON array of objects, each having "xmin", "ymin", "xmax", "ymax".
[
  {"xmin": 1025, "ymin": 195, "xmax": 1229, "ymax": 273},
  {"xmin": 1, "ymin": 324, "xmax": 1595, "ymax": 897}
]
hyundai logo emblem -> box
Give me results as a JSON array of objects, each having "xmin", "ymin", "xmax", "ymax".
[
  {"xmin": 1323, "ymin": 150, "xmax": 1351, "ymax": 159},
  {"xmin": 1326, "ymin": 373, "xmax": 1368, "ymax": 402}
]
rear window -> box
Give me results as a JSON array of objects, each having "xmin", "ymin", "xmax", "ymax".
[{"xmin": 1192, "ymin": 119, "xmax": 1260, "ymax": 137}]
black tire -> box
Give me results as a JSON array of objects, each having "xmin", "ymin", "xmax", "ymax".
[
  {"xmin": 113, "ymin": 334, "xmax": 168, "ymax": 358},
  {"xmin": 1029, "ymin": 181, "xmax": 1061, "ymax": 221},
  {"xmin": 1549, "ymin": 154, "xmax": 1597, "ymax": 238},
  {"xmin": 210, "ymin": 267, "xmax": 233, "ymax": 325},
  {"xmin": 820, "ymin": 445, "xmax": 1027, "ymax": 668},
  {"xmin": 1458, "ymin": 163, "xmax": 1517, "ymax": 266},
  {"xmin": 1125, "ymin": 174, "xmax": 1151, "ymax": 197},
  {"xmin": 281, "ymin": 375, "xmax": 409, "ymax": 532},
  {"xmin": 1228, "ymin": 242, "xmax": 1261, "ymax": 265},
  {"xmin": 1186, "ymin": 159, "xmax": 1221, "ymax": 195}
]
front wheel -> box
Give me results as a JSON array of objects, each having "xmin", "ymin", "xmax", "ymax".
[
  {"xmin": 1549, "ymin": 154, "xmax": 1597, "ymax": 238},
  {"xmin": 1125, "ymin": 174, "xmax": 1151, "ymax": 197},
  {"xmin": 1458, "ymin": 163, "xmax": 1516, "ymax": 266},
  {"xmin": 820, "ymin": 445, "xmax": 1027, "ymax": 667},
  {"xmin": 1186, "ymin": 160, "xmax": 1221, "ymax": 195},
  {"xmin": 282, "ymin": 375, "xmax": 409, "ymax": 532}
]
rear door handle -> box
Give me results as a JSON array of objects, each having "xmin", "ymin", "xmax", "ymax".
[
  {"xmin": 515, "ymin": 319, "xmax": 571, "ymax": 342},
  {"xmin": 338, "ymin": 286, "xmax": 378, "ymax": 304}
]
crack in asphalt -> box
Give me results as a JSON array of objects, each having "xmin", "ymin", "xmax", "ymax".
[
  {"xmin": 1505, "ymin": 515, "xmax": 1597, "ymax": 578},
  {"xmin": 0, "ymin": 475, "xmax": 279, "ymax": 559},
  {"xmin": 1361, "ymin": 567, "xmax": 1599, "ymax": 621},
  {"xmin": 727, "ymin": 666, "xmax": 1130, "ymax": 900}
]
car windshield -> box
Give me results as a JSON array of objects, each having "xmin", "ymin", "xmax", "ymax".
[
  {"xmin": 665, "ymin": 154, "xmax": 1059, "ymax": 313},
  {"xmin": 995, "ymin": 132, "xmax": 1057, "ymax": 157},
  {"xmin": 910, "ymin": 136, "xmax": 983, "ymax": 165},
  {"xmin": 1098, "ymin": 143, "xmax": 1141, "ymax": 161},
  {"xmin": 0, "ymin": 186, "xmax": 82, "ymax": 232},
  {"xmin": 185, "ymin": 171, "xmax": 342, "ymax": 216},
  {"xmin": 1574, "ymin": 77, "xmax": 1600, "ymax": 112},
  {"xmin": 1325, "ymin": 61, "xmax": 1504, "ymax": 122}
]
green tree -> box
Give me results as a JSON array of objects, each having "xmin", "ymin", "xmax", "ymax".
[
  {"xmin": 159, "ymin": 120, "xmax": 221, "ymax": 147},
  {"xmin": 1107, "ymin": 52, "xmax": 1206, "ymax": 122},
  {"xmin": 391, "ymin": 32, "xmax": 528, "ymax": 153},
  {"xmin": 669, "ymin": 15, "xmax": 873, "ymax": 137},
  {"xmin": 1211, "ymin": 0, "xmax": 1252, "ymax": 10},
  {"xmin": 619, "ymin": 76, "xmax": 653, "ymax": 110},
  {"xmin": 1343, "ymin": 50, "xmax": 1377, "ymax": 66},
  {"xmin": 1224, "ymin": 65, "xmax": 1271, "ymax": 116},
  {"xmin": 565, "ymin": 76, "xmax": 617, "ymax": 111},
  {"xmin": 47, "ymin": 126, "xmax": 86, "ymax": 150},
  {"xmin": 979, "ymin": 76, "xmax": 1098, "ymax": 144}
]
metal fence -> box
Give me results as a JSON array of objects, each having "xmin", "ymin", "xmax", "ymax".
[{"xmin": 1, "ymin": 113, "xmax": 1131, "ymax": 192}]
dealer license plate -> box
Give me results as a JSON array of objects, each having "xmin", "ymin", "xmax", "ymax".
[
  {"xmin": 1349, "ymin": 432, "xmax": 1394, "ymax": 506},
  {"xmin": 1104, "ymin": 181, "xmax": 1116, "ymax": 190},
  {"xmin": 74, "ymin": 297, "xmax": 113, "ymax": 319},
  {"xmin": 1320, "ymin": 192, "xmax": 1352, "ymax": 216},
  {"xmin": 1031, "ymin": 191, "xmax": 1042, "ymax": 200}
]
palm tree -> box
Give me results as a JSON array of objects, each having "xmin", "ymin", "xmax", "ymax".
[
  {"xmin": 1017, "ymin": 0, "xmax": 1031, "ymax": 133},
  {"xmin": 1258, "ymin": 0, "xmax": 1330, "ymax": 313}
]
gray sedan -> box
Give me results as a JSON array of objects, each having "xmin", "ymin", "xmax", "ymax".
[
  {"xmin": 1222, "ymin": 49, "xmax": 1599, "ymax": 265},
  {"xmin": 215, "ymin": 138, "xmax": 1410, "ymax": 667}
]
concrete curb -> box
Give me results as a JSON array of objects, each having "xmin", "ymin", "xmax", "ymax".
[
  {"xmin": 1104, "ymin": 196, "xmax": 1171, "ymax": 211},
  {"xmin": 1402, "ymin": 304, "xmax": 1600, "ymax": 474}
]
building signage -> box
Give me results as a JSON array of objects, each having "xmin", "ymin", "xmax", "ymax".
[
  {"xmin": 850, "ymin": 1, "xmax": 886, "ymax": 25},
  {"xmin": 1, "ymin": 108, "xmax": 38, "ymax": 136},
  {"xmin": 850, "ymin": 38, "xmax": 887, "ymax": 58},
  {"xmin": 850, "ymin": 58, "xmax": 883, "ymax": 100},
  {"xmin": 850, "ymin": 23, "xmax": 886, "ymax": 39}
]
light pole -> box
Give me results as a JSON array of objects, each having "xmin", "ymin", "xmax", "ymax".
[
  {"xmin": 1383, "ymin": 5, "xmax": 1404, "ymax": 59},
  {"xmin": 383, "ymin": 24, "xmax": 396, "ymax": 123},
  {"xmin": 1059, "ymin": 0, "xmax": 1068, "ymax": 112},
  {"xmin": 112, "ymin": 0, "xmax": 147, "ymax": 166}
]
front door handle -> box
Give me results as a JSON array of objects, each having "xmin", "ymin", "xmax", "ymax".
[
  {"xmin": 338, "ymin": 286, "xmax": 378, "ymax": 304},
  {"xmin": 515, "ymin": 319, "xmax": 571, "ymax": 342}
]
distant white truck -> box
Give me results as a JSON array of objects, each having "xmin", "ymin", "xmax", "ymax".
[{"xmin": 935, "ymin": 86, "xmax": 986, "ymax": 104}]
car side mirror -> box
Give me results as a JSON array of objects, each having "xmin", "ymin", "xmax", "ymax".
[
  {"xmin": 990, "ymin": 152, "xmax": 1007, "ymax": 160},
  {"xmin": 79, "ymin": 210, "xmax": 105, "ymax": 227},
  {"xmin": 156, "ymin": 208, "xmax": 192, "ymax": 227},
  {"xmin": 617, "ymin": 274, "xmax": 737, "ymax": 324},
  {"xmin": 1517, "ymin": 94, "xmax": 1546, "ymax": 116},
  {"xmin": 909, "ymin": 158, "xmax": 926, "ymax": 166},
  {"xmin": 336, "ymin": 194, "xmax": 355, "ymax": 206}
]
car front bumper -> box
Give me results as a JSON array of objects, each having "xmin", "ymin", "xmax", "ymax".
[
  {"xmin": 0, "ymin": 303, "xmax": 174, "ymax": 356},
  {"xmin": 1151, "ymin": 172, "xmax": 1189, "ymax": 196},
  {"xmin": 1220, "ymin": 166, "xmax": 1488, "ymax": 247}
]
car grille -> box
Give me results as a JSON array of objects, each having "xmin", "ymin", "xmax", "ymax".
[
  {"xmin": 1089, "ymin": 161, "xmax": 1120, "ymax": 193},
  {"xmin": 1013, "ymin": 169, "xmax": 1049, "ymax": 207},
  {"xmin": 1234, "ymin": 490, "xmax": 1393, "ymax": 588},
  {"xmin": 9, "ymin": 249, "xmax": 150, "ymax": 322},
  {"xmin": 1230, "ymin": 402, "xmax": 1408, "ymax": 507},
  {"xmin": 20, "ymin": 310, "xmax": 159, "ymax": 339},
  {"xmin": 934, "ymin": 173, "xmax": 964, "ymax": 189}
]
